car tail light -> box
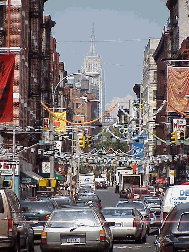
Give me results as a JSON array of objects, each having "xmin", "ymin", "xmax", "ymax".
[
  {"xmin": 149, "ymin": 213, "xmax": 153, "ymax": 218},
  {"xmin": 133, "ymin": 218, "xmax": 137, "ymax": 227},
  {"xmin": 163, "ymin": 212, "xmax": 167, "ymax": 220},
  {"xmin": 98, "ymin": 203, "xmax": 102, "ymax": 209},
  {"xmin": 100, "ymin": 229, "xmax": 106, "ymax": 241},
  {"xmin": 145, "ymin": 218, "xmax": 149, "ymax": 223},
  {"xmin": 8, "ymin": 219, "xmax": 13, "ymax": 232},
  {"xmin": 41, "ymin": 232, "xmax": 47, "ymax": 243},
  {"xmin": 45, "ymin": 214, "xmax": 50, "ymax": 220}
]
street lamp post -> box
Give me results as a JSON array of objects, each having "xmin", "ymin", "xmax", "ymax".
[{"xmin": 50, "ymin": 72, "xmax": 95, "ymax": 179}]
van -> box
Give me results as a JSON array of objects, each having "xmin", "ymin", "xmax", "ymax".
[
  {"xmin": 161, "ymin": 185, "xmax": 189, "ymax": 222},
  {"xmin": 131, "ymin": 187, "xmax": 150, "ymax": 199}
]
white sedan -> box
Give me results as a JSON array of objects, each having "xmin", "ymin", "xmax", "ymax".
[{"xmin": 102, "ymin": 207, "xmax": 147, "ymax": 243}]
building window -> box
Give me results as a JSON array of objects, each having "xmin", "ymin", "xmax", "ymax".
[
  {"xmin": 153, "ymin": 90, "xmax": 157, "ymax": 101},
  {"xmin": 0, "ymin": 5, "xmax": 4, "ymax": 27},
  {"xmin": 153, "ymin": 71, "xmax": 157, "ymax": 83},
  {"xmin": 76, "ymin": 103, "xmax": 80, "ymax": 109}
]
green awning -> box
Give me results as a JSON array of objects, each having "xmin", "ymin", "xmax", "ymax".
[
  {"xmin": 20, "ymin": 171, "xmax": 43, "ymax": 185},
  {"xmin": 54, "ymin": 173, "xmax": 64, "ymax": 180}
]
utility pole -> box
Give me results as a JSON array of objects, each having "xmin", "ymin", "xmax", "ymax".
[{"xmin": 12, "ymin": 128, "xmax": 15, "ymax": 193}]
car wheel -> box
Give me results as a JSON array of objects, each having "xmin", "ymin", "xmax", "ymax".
[
  {"xmin": 135, "ymin": 235, "xmax": 142, "ymax": 244},
  {"xmin": 142, "ymin": 234, "xmax": 147, "ymax": 243},
  {"xmin": 109, "ymin": 245, "xmax": 113, "ymax": 252}
]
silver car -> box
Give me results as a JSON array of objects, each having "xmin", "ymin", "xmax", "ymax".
[
  {"xmin": 40, "ymin": 207, "xmax": 113, "ymax": 252},
  {"xmin": 102, "ymin": 207, "xmax": 147, "ymax": 243}
]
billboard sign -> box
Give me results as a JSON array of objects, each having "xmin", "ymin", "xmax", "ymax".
[{"xmin": 132, "ymin": 141, "xmax": 143, "ymax": 158}]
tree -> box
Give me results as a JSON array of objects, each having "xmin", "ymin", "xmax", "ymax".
[{"xmin": 94, "ymin": 127, "xmax": 128, "ymax": 152}]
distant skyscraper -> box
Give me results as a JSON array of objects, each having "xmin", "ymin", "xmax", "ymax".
[{"xmin": 81, "ymin": 22, "xmax": 105, "ymax": 120}]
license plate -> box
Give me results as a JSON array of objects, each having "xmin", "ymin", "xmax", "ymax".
[{"xmin": 67, "ymin": 237, "xmax": 81, "ymax": 243}]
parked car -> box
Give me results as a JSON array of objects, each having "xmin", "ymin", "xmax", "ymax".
[
  {"xmin": 20, "ymin": 197, "xmax": 57, "ymax": 241},
  {"xmin": 51, "ymin": 195, "xmax": 76, "ymax": 207},
  {"xmin": 40, "ymin": 207, "xmax": 113, "ymax": 252},
  {"xmin": 0, "ymin": 189, "xmax": 34, "ymax": 251},
  {"xmin": 154, "ymin": 201, "xmax": 189, "ymax": 252},
  {"xmin": 102, "ymin": 206, "xmax": 147, "ymax": 243}
]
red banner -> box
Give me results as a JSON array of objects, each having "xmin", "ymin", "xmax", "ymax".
[
  {"xmin": 167, "ymin": 66, "xmax": 189, "ymax": 112},
  {"xmin": 0, "ymin": 54, "xmax": 15, "ymax": 122}
]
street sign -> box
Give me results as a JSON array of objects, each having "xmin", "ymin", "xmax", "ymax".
[{"xmin": 43, "ymin": 150, "xmax": 54, "ymax": 156}]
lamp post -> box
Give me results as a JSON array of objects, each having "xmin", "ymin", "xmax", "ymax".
[{"xmin": 50, "ymin": 72, "xmax": 97, "ymax": 179}]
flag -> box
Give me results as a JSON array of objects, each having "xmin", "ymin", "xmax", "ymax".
[
  {"xmin": 54, "ymin": 111, "xmax": 66, "ymax": 133},
  {"xmin": 167, "ymin": 66, "xmax": 189, "ymax": 112},
  {"xmin": 0, "ymin": 54, "xmax": 15, "ymax": 122}
]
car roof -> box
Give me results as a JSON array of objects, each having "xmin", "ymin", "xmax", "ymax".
[{"xmin": 103, "ymin": 206, "xmax": 135, "ymax": 210}]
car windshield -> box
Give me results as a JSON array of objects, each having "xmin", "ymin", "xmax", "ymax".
[
  {"xmin": 46, "ymin": 209, "xmax": 100, "ymax": 228},
  {"xmin": 21, "ymin": 201, "xmax": 54, "ymax": 212},
  {"xmin": 124, "ymin": 202, "xmax": 145, "ymax": 211},
  {"xmin": 178, "ymin": 213, "xmax": 189, "ymax": 232},
  {"xmin": 103, "ymin": 208, "xmax": 134, "ymax": 216}
]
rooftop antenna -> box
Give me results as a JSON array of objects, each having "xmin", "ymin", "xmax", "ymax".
[{"xmin": 89, "ymin": 22, "xmax": 96, "ymax": 56}]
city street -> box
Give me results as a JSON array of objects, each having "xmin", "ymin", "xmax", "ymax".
[{"xmin": 34, "ymin": 186, "xmax": 156, "ymax": 252}]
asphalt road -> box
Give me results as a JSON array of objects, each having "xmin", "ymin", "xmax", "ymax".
[
  {"xmin": 34, "ymin": 186, "xmax": 157, "ymax": 252},
  {"xmin": 96, "ymin": 186, "xmax": 157, "ymax": 252}
]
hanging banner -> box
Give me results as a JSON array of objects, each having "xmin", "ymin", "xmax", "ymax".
[
  {"xmin": 0, "ymin": 54, "xmax": 15, "ymax": 122},
  {"xmin": 167, "ymin": 66, "xmax": 189, "ymax": 112},
  {"xmin": 54, "ymin": 111, "xmax": 66, "ymax": 133}
]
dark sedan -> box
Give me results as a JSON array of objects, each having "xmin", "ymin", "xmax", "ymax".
[
  {"xmin": 20, "ymin": 198, "xmax": 57, "ymax": 241},
  {"xmin": 154, "ymin": 201, "xmax": 189, "ymax": 252},
  {"xmin": 51, "ymin": 195, "xmax": 76, "ymax": 207},
  {"xmin": 76, "ymin": 194, "xmax": 102, "ymax": 210}
]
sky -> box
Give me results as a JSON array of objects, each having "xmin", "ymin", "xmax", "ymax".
[{"xmin": 44, "ymin": 0, "xmax": 169, "ymax": 104}]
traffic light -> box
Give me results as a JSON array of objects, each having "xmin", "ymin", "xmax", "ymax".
[
  {"xmin": 79, "ymin": 135, "xmax": 85, "ymax": 148},
  {"xmin": 180, "ymin": 130, "xmax": 185, "ymax": 143},
  {"xmin": 87, "ymin": 136, "xmax": 92, "ymax": 147},
  {"xmin": 171, "ymin": 131, "xmax": 177, "ymax": 144}
]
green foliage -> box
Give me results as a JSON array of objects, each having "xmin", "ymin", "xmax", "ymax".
[{"xmin": 94, "ymin": 127, "xmax": 128, "ymax": 152}]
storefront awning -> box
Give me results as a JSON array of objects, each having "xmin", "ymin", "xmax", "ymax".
[{"xmin": 20, "ymin": 171, "xmax": 43, "ymax": 185}]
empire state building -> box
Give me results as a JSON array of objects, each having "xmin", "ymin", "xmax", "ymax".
[{"xmin": 81, "ymin": 23, "xmax": 105, "ymax": 121}]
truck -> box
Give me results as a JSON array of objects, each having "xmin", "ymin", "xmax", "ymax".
[
  {"xmin": 78, "ymin": 173, "xmax": 95, "ymax": 191},
  {"xmin": 161, "ymin": 185, "xmax": 189, "ymax": 222},
  {"xmin": 118, "ymin": 174, "xmax": 141, "ymax": 198}
]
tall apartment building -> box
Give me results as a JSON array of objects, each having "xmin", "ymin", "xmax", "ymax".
[
  {"xmin": 0, "ymin": 0, "xmax": 63, "ymax": 196},
  {"xmin": 142, "ymin": 38, "xmax": 160, "ymax": 158},
  {"xmin": 81, "ymin": 23, "xmax": 105, "ymax": 121}
]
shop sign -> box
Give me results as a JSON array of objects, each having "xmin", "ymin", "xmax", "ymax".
[
  {"xmin": 42, "ymin": 162, "xmax": 50, "ymax": 173},
  {"xmin": 173, "ymin": 119, "xmax": 186, "ymax": 132},
  {"xmin": 0, "ymin": 162, "xmax": 19, "ymax": 175},
  {"xmin": 169, "ymin": 169, "xmax": 175, "ymax": 185}
]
